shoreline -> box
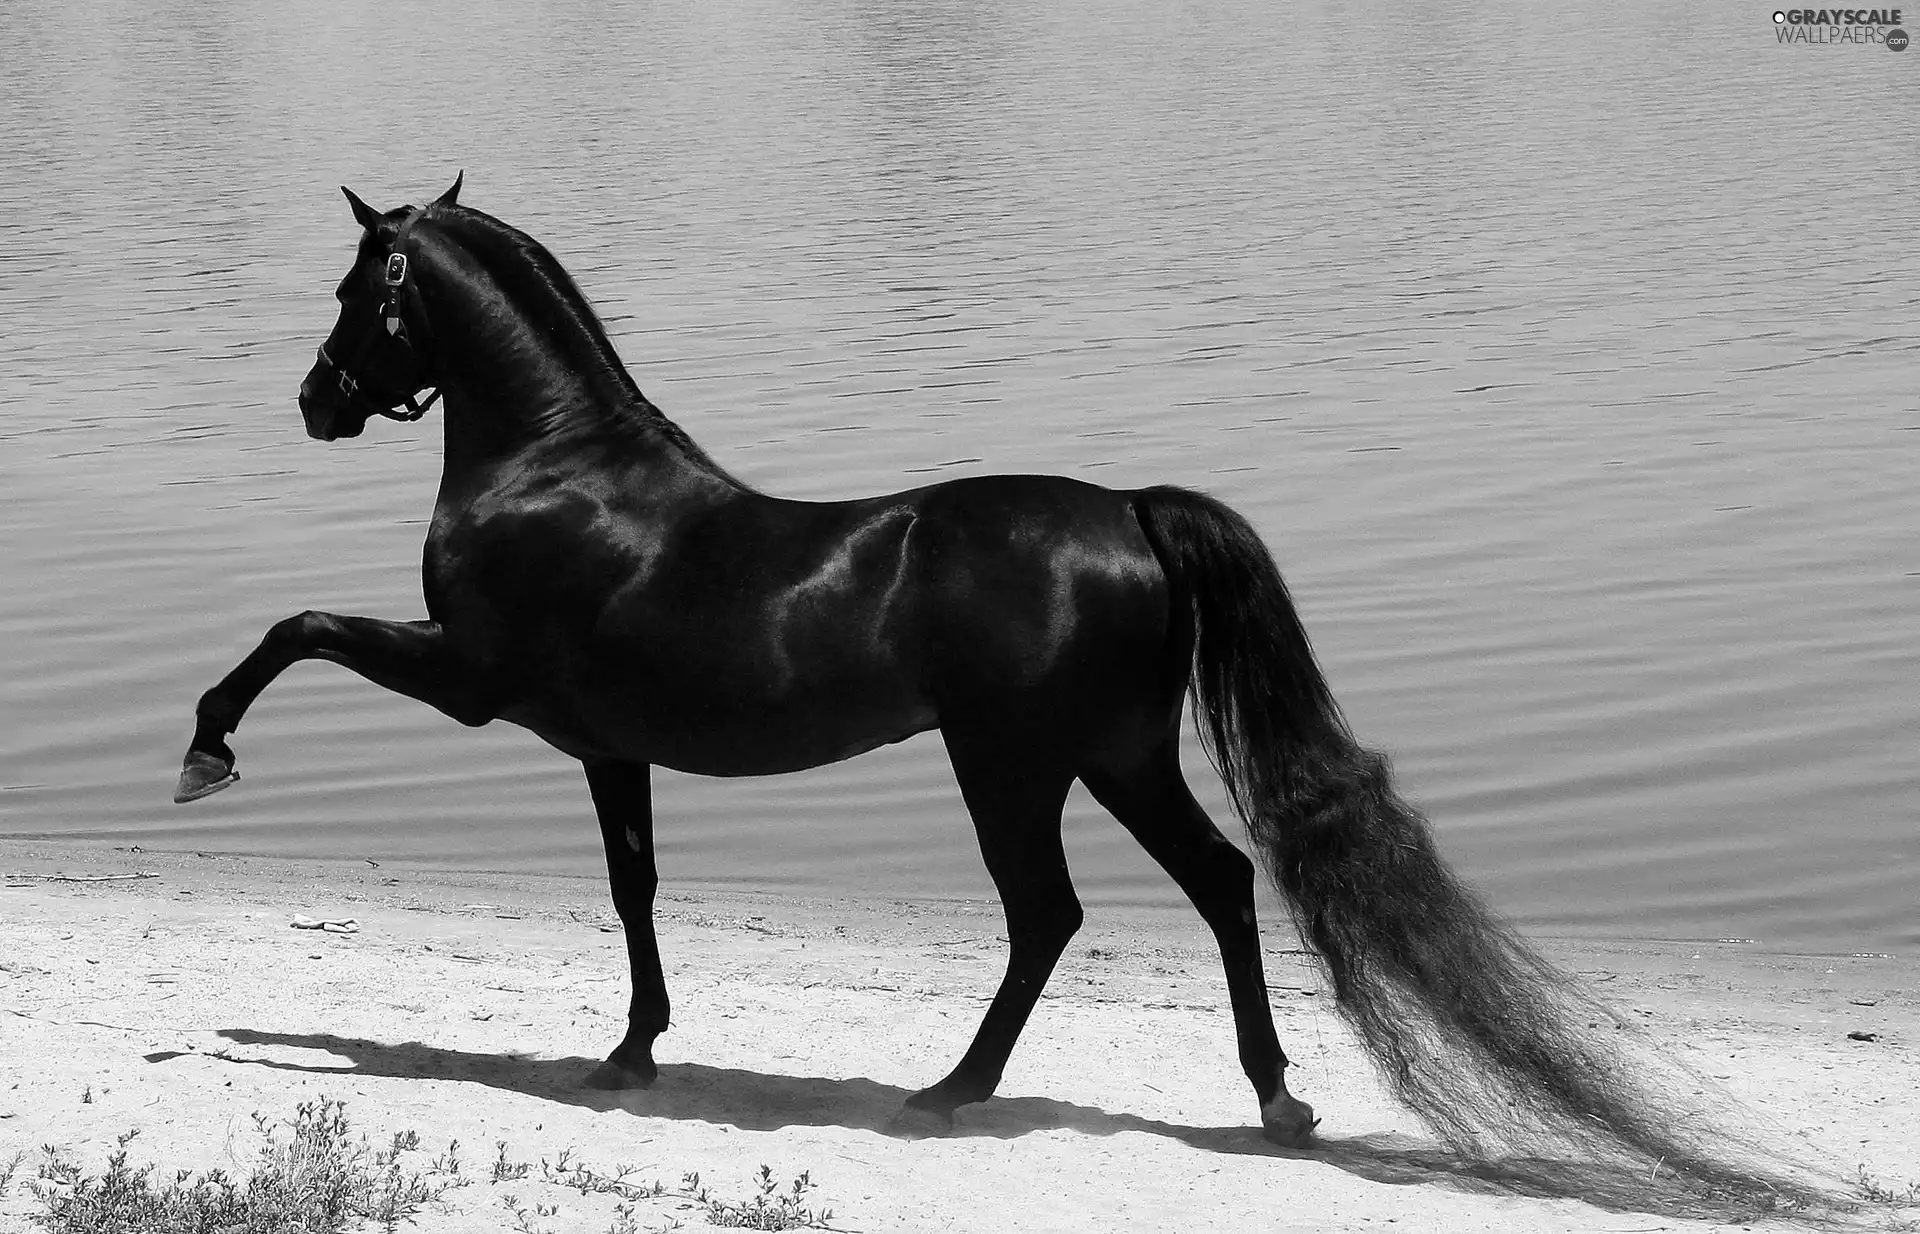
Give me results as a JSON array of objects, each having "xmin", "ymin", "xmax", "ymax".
[
  {"xmin": 2, "ymin": 836, "xmax": 1916, "ymax": 1231},
  {"xmin": 7, "ymin": 832, "xmax": 1905, "ymax": 962}
]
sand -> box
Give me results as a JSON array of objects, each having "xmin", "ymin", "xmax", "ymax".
[{"xmin": 1, "ymin": 837, "xmax": 1915, "ymax": 1233}]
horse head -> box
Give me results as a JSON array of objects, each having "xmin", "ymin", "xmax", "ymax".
[{"xmin": 296, "ymin": 173, "xmax": 462, "ymax": 441}]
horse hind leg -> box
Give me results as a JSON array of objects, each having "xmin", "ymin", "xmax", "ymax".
[
  {"xmin": 1081, "ymin": 741, "xmax": 1317, "ymax": 1146},
  {"xmin": 893, "ymin": 732, "xmax": 1080, "ymax": 1135}
]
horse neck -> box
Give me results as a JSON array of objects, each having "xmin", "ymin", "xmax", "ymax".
[
  {"xmin": 431, "ymin": 389, "xmax": 732, "ymax": 494},
  {"xmin": 418, "ymin": 240, "xmax": 706, "ymax": 475}
]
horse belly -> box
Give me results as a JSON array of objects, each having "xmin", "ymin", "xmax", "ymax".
[
  {"xmin": 586, "ymin": 687, "xmax": 936, "ymax": 776},
  {"xmin": 523, "ymin": 628, "xmax": 937, "ymax": 775}
]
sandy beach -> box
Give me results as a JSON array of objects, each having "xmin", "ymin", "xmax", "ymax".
[{"xmin": 1, "ymin": 837, "xmax": 1915, "ymax": 1233}]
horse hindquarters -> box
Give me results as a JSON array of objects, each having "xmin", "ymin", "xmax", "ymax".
[
  {"xmin": 889, "ymin": 477, "xmax": 1206, "ymax": 1128},
  {"xmin": 910, "ymin": 475, "xmax": 1184, "ymax": 756}
]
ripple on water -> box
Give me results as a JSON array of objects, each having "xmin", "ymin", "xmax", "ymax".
[{"xmin": 1, "ymin": 0, "xmax": 1915, "ymax": 954}]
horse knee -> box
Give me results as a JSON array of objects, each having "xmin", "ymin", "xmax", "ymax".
[{"xmin": 273, "ymin": 610, "xmax": 327, "ymax": 649}]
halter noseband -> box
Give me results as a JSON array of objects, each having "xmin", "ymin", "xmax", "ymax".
[{"xmin": 314, "ymin": 207, "xmax": 442, "ymax": 422}]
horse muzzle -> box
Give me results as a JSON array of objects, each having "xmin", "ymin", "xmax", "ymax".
[{"xmin": 298, "ymin": 369, "xmax": 368, "ymax": 441}]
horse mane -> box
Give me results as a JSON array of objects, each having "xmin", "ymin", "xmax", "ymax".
[{"xmin": 425, "ymin": 203, "xmax": 746, "ymax": 484}]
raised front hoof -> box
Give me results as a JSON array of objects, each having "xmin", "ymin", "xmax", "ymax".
[
  {"xmin": 173, "ymin": 752, "xmax": 238, "ymax": 804},
  {"xmin": 1260, "ymin": 1095, "xmax": 1320, "ymax": 1148},
  {"xmin": 582, "ymin": 1057, "xmax": 657, "ymax": 1091},
  {"xmin": 885, "ymin": 1103, "xmax": 955, "ymax": 1140}
]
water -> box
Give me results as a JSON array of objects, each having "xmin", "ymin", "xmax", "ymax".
[{"xmin": 3, "ymin": 0, "xmax": 1916, "ymax": 954}]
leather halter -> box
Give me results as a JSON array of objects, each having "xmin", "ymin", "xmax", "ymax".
[{"xmin": 313, "ymin": 207, "xmax": 442, "ymax": 421}]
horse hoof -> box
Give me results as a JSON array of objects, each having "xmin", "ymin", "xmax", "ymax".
[
  {"xmin": 582, "ymin": 1058, "xmax": 656, "ymax": 1091},
  {"xmin": 174, "ymin": 752, "xmax": 238, "ymax": 803},
  {"xmin": 885, "ymin": 1104, "xmax": 954, "ymax": 1140},
  {"xmin": 1261, "ymin": 1095, "xmax": 1319, "ymax": 1148}
]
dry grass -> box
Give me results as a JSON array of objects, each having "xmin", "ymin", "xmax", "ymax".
[
  {"xmin": 23, "ymin": 1101, "xmax": 839, "ymax": 1234},
  {"xmin": 27, "ymin": 1100, "xmax": 457, "ymax": 1233}
]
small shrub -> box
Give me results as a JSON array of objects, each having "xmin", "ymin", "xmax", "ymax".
[
  {"xmin": 685, "ymin": 1165, "xmax": 834, "ymax": 1231},
  {"xmin": 501, "ymin": 1193, "xmax": 560, "ymax": 1233},
  {"xmin": 492, "ymin": 1141, "xmax": 532, "ymax": 1183},
  {"xmin": 27, "ymin": 1099, "xmax": 452, "ymax": 1234}
]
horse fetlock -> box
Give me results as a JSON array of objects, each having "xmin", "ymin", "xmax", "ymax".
[
  {"xmin": 194, "ymin": 689, "xmax": 240, "ymax": 739},
  {"xmin": 624, "ymin": 1010, "xmax": 670, "ymax": 1039},
  {"xmin": 582, "ymin": 1028, "xmax": 663, "ymax": 1091},
  {"xmin": 188, "ymin": 719, "xmax": 237, "ymax": 761}
]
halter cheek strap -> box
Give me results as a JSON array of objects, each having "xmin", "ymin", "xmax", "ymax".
[{"xmin": 383, "ymin": 207, "xmax": 427, "ymax": 343}]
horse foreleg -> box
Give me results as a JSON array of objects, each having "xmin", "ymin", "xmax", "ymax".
[
  {"xmin": 174, "ymin": 612, "xmax": 500, "ymax": 801},
  {"xmin": 581, "ymin": 759, "xmax": 670, "ymax": 1090}
]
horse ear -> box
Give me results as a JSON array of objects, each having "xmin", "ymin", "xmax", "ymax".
[
  {"xmin": 341, "ymin": 186, "xmax": 384, "ymax": 233},
  {"xmin": 433, "ymin": 171, "xmax": 463, "ymax": 207}
]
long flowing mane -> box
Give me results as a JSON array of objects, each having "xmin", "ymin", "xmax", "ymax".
[{"xmin": 430, "ymin": 204, "xmax": 747, "ymax": 484}]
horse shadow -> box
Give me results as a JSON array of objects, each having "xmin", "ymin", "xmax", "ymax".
[
  {"xmin": 146, "ymin": 1028, "xmax": 1726, "ymax": 1215},
  {"xmin": 173, "ymin": 1027, "xmax": 1270, "ymax": 1151}
]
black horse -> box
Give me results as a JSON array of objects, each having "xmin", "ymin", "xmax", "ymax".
[{"xmin": 173, "ymin": 180, "xmax": 1804, "ymax": 1192}]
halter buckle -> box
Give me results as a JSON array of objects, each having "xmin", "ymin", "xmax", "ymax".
[{"xmin": 382, "ymin": 253, "xmax": 410, "ymax": 337}]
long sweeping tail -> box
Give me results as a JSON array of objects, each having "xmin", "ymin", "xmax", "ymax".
[{"xmin": 1131, "ymin": 484, "xmax": 1831, "ymax": 1213}]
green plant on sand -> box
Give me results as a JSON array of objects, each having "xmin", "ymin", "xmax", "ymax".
[{"xmin": 27, "ymin": 1099, "xmax": 457, "ymax": 1234}]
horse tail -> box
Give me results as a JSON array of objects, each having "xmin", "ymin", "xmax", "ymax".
[{"xmin": 1129, "ymin": 483, "xmax": 1816, "ymax": 1203}]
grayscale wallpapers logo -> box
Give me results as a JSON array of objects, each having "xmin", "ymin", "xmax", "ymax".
[{"xmin": 1773, "ymin": 8, "xmax": 1909, "ymax": 47}]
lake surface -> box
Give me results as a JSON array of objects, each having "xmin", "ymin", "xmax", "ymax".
[{"xmin": 3, "ymin": 0, "xmax": 1915, "ymax": 954}]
